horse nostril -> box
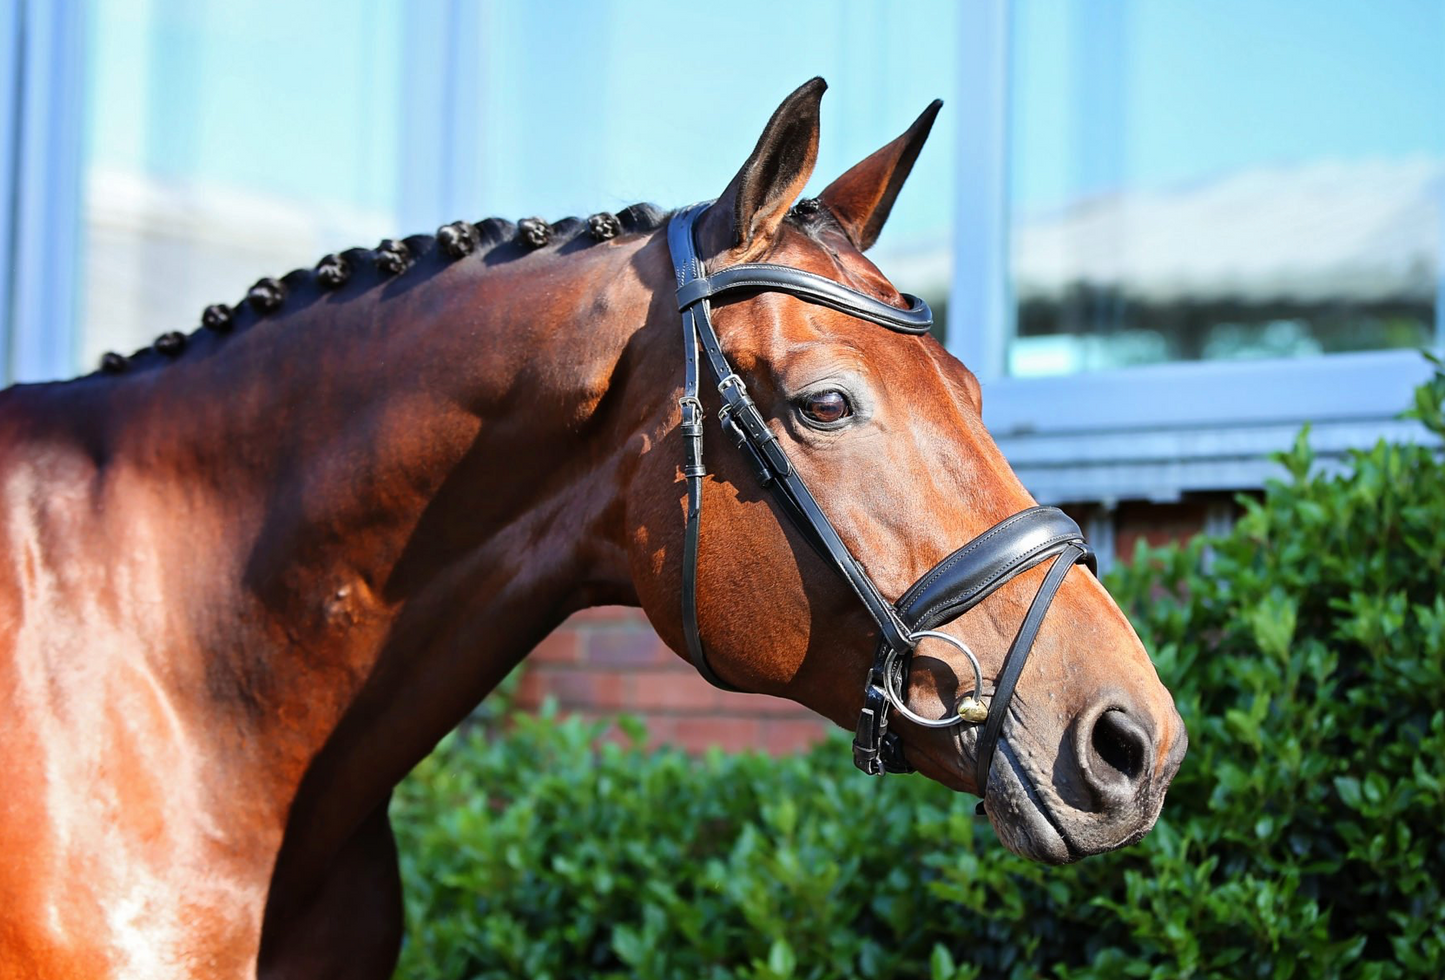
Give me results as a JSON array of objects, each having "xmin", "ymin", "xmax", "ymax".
[{"xmin": 1089, "ymin": 708, "xmax": 1148, "ymax": 784}]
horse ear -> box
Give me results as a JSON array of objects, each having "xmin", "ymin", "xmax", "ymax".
[
  {"xmin": 698, "ymin": 77, "xmax": 826, "ymax": 258},
  {"xmin": 818, "ymin": 99, "xmax": 941, "ymax": 251}
]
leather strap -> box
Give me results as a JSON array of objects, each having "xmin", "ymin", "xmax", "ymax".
[
  {"xmin": 670, "ymin": 203, "xmax": 914, "ymax": 689},
  {"xmin": 676, "ymin": 263, "xmax": 932, "ymax": 333},
  {"xmin": 896, "ymin": 507, "xmax": 1097, "ymax": 633},
  {"xmin": 973, "ymin": 544, "xmax": 1085, "ymax": 792},
  {"xmin": 854, "ymin": 681, "xmax": 913, "ymax": 776},
  {"xmin": 674, "ymin": 207, "xmax": 739, "ymax": 691},
  {"xmin": 861, "ymin": 512, "xmax": 1092, "ymax": 779}
]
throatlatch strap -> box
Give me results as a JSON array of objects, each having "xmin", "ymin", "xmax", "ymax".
[{"xmin": 674, "ymin": 210, "xmax": 739, "ymax": 691}]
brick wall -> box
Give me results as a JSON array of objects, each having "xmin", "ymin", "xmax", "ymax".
[
  {"xmin": 1113, "ymin": 499, "xmax": 1215, "ymax": 557},
  {"xmin": 516, "ymin": 494, "xmax": 1241, "ymax": 755},
  {"xmin": 514, "ymin": 606, "xmax": 833, "ymax": 755}
]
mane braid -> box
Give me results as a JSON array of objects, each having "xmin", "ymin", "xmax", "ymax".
[{"xmin": 90, "ymin": 203, "xmax": 672, "ymax": 379}]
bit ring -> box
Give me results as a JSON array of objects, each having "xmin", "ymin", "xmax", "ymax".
[{"xmin": 880, "ymin": 630, "xmax": 988, "ymax": 728}]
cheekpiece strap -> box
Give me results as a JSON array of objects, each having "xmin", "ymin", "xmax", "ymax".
[{"xmin": 668, "ymin": 203, "xmax": 922, "ymax": 693}]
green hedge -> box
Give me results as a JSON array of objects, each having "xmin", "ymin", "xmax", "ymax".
[{"xmin": 391, "ymin": 358, "xmax": 1445, "ymax": 979}]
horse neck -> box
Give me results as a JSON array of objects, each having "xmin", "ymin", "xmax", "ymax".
[{"xmin": 56, "ymin": 230, "xmax": 673, "ymax": 801}]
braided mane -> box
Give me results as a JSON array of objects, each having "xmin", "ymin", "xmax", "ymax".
[{"xmin": 95, "ymin": 204, "xmax": 670, "ymax": 376}]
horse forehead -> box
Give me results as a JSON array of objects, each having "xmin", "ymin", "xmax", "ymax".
[
  {"xmin": 742, "ymin": 305, "xmax": 933, "ymax": 398},
  {"xmin": 761, "ymin": 226, "xmax": 906, "ymax": 301},
  {"xmin": 735, "ymin": 237, "xmax": 917, "ymax": 351}
]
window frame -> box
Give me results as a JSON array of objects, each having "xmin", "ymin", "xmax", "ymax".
[
  {"xmin": 2, "ymin": 0, "xmax": 86, "ymax": 384},
  {"xmin": 2, "ymin": 0, "xmax": 477, "ymax": 384},
  {"xmin": 950, "ymin": 0, "xmax": 1444, "ymax": 505}
]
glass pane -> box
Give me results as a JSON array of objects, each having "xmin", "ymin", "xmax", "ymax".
[
  {"xmin": 1007, "ymin": 0, "xmax": 1445, "ymax": 378},
  {"xmin": 458, "ymin": 0, "xmax": 960, "ymax": 341},
  {"xmin": 79, "ymin": 0, "xmax": 404, "ymax": 371}
]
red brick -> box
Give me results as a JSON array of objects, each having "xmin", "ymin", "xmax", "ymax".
[
  {"xmin": 717, "ymin": 689, "xmax": 812, "ymax": 717},
  {"xmin": 672, "ymin": 716, "xmax": 762, "ymax": 753},
  {"xmin": 514, "ymin": 669, "xmax": 548, "ymax": 709},
  {"xmin": 529, "ymin": 668, "xmax": 626, "ymax": 711},
  {"xmin": 642, "ymin": 714, "xmax": 676, "ymax": 750},
  {"xmin": 759, "ymin": 718, "xmax": 832, "ymax": 755},
  {"xmin": 584, "ymin": 627, "xmax": 673, "ymax": 666},
  {"xmin": 622, "ymin": 669, "xmax": 719, "ymax": 712},
  {"xmin": 568, "ymin": 606, "xmax": 649, "ymax": 625},
  {"xmin": 592, "ymin": 672, "xmax": 628, "ymax": 711},
  {"xmin": 1114, "ymin": 501, "xmax": 1208, "ymax": 561},
  {"xmin": 529, "ymin": 629, "xmax": 582, "ymax": 665}
]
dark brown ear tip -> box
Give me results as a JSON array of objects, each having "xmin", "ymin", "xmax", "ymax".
[
  {"xmin": 914, "ymin": 99, "xmax": 944, "ymax": 130},
  {"xmin": 786, "ymin": 78, "xmax": 827, "ymax": 118}
]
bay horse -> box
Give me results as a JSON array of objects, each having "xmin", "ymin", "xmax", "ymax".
[{"xmin": 0, "ymin": 79, "xmax": 1185, "ymax": 978}]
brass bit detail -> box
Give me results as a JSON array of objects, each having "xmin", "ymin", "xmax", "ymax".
[{"xmin": 957, "ymin": 697, "xmax": 988, "ymax": 723}]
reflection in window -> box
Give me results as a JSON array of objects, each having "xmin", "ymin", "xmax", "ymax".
[
  {"xmin": 79, "ymin": 0, "xmax": 404, "ymax": 370},
  {"xmin": 1006, "ymin": 1, "xmax": 1444, "ymax": 378}
]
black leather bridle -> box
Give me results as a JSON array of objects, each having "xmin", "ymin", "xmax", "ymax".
[{"xmin": 669, "ymin": 202, "xmax": 1095, "ymax": 791}]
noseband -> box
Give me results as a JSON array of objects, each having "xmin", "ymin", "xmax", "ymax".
[{"xmin": 668, "ymin": 203, "xmax": 1095, "ymax": 792}]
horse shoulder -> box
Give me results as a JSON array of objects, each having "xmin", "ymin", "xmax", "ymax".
[{"xmin": 0, "ymin": 394, "xmax": 268, "ymax": 978}]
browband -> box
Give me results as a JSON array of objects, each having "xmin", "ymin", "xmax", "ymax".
[{"xmin": 676, "ymin": 263, "xmax": 933, "ymax": 334}]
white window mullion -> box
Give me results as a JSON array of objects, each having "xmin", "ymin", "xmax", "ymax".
[
  {"xmin": 1082, "ymin": 503, "xmax": 1117, "ymax": 578},
  {"xmin": 398, "ymin": 0, "xmax": 484, "ymax": 234},
  {"xmin": 950, "ymin": 0, "xmax": 1010, "ymax": 382},
  {"xmin": 3, "ymin": 0, "xmax": 86, "ymax": 384},
  {"xmin": 0, "ymin": 1, "xmax": 22, "ymax": 383},
  {"xmin": 1438, "ymin": 174, "xmax": 1445, "ymax": 348}
]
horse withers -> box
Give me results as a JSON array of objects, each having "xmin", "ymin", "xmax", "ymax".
[{"xmin": 0, "ymin": 78, "xmax": 1185, "ymax": 978}]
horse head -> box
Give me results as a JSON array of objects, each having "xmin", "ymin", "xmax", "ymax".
[{"xmin": 626, "ymin": 79, "xmax": 1186, "ymax": 863}]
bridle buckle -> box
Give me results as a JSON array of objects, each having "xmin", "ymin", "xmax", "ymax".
[
  {"xmin": 853, "ymin": 670, "xmax": 912, "ymax": 775},
  {"xmin": 717, "ymin": 401, "xmax": 775, "ymax": 486}
]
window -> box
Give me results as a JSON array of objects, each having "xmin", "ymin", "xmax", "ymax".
[
  {"xmin": 449, "ymin": 2, "xmax": 963, "ymax": 339},
  {"xmin": 952, "ymin": 0, "xmax": 1444, "ymax": 505},
  {"xmin": 79, "ymin": 0, "xmax": 407, "ymax": 371},
  {"xmin": 1008, "ymin": 0, "xmax": 1442, "ymax": 378},
  {"xmin": 8, "ymin": 0, "xmax": 967, "ymax": 382},
  {"xmin": 2, "ymin": 1, "xmax": 86, "ymax": 383},
  {"xmin": 16, "ymin": 0, "xmax": 1436, "ymax": 513}
]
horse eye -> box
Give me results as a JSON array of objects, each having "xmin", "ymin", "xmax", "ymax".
[{"xmin": 800, "ymin": 390, "xmax": 852, "ymax": 425}]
